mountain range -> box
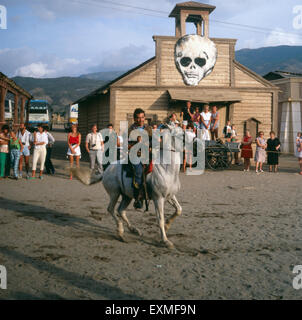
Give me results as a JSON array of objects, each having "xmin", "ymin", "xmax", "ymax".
[
  {"xmin": 11, "ymin": 45, "xmax": 302, "ymax": 113},
  {"xmin": 12, "ymin": 76, "xmax": 108, "ymax": 113},
  {"xmin": 235, "ymin": 45, "xmax": 302, "ymax": 75}
]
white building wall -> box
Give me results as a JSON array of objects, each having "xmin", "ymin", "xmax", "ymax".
[{"xmin": 280, "ymin": 102, "xmax": 302, "ymax": 154}]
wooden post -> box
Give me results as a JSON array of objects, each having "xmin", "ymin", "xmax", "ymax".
[
  {"xmin": 14, "ymin": 94, "xmax": 19, "ymax": 130},
  {"xmin": 229, "ymin": 43, "xmax": 235, "ymax": 87},
  {"xmin": 272, "ymin": 91, "xmax": 279, "ymax": 134},
  {"xmin": 26, "ymin": 100, "xmax": 29, "ymax": 124},
  {"xmin": 203, "ymin": 15, "xmax": 209, "ymax": 38},
  {"xmin": 175, "ymin": 16, "xmax": 181, "ymax": 37},
  {"xmin": 180, "ymin": 11, "xmax": 187, "ymax": 36},
  {"xmin": 20, "ymin": 96, "xmax": 26, "ymax": 124},
  {"xmin": 196, "ymin": 21, "xmax": 202, "ymax": 36},
  {"xmin": 0, "ymin": 86, "xmax": 7, "ymax": 129}
]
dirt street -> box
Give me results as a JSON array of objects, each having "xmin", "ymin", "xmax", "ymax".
[{"xmin": 0, "ymin": 127, "xmax": 301, "ymax": 300}]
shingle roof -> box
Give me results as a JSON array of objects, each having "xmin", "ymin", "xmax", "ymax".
[
  {"xmin": 74, "ymin": 57, "xmax": 156, "ymax": 104},
  {"xmin": 0, "ymin": 72, "xmax": 32, "ymax": 99},
  {"xmin": 169, "ymin": 1, "xmax": 216, "ymax": 17},
  {"xmin": 263, "ymin": 70, "xmax": 302, "ymax": 81}
]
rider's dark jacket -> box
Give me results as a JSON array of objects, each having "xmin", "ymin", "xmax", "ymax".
[{"xmin": 128, "ymin": 123, "xmax": 152, "ymax": 189}]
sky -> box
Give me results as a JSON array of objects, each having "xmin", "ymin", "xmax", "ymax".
[{"xmin": 0, "ymin": 0, "xmax": 302, "ymax": 78}]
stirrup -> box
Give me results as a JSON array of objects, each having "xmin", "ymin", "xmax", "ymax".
[{"xmin": 134, "ymin": 200, "xmax": 143, "ymax": 210}]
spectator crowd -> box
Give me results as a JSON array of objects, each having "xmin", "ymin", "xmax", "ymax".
[
  {"xmin": 0, "ymin": 123, "xmax": 55, "ymax": 180},
  {"xmin": 1, "ymin": 102, "xmax": 302, "ymax": 179}
]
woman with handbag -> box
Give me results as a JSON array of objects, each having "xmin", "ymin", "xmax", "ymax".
[{"xmin": 267, "ymin": 131, "xmax": 281, "ymax": 173}]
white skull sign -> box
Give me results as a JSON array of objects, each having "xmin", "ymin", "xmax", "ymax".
[{"xmin": 175, "ymin": 34, "xmax": 217, "ymax": 86}]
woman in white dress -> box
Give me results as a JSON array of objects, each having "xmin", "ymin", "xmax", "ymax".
[
  {"xmin": 183, "ymin": 123, "xmax": 196, "ymax": 173},
  {"xmin": 31, "ymin": 124, "xmax": 48, "ymax": 180},
  {"xmin": 200, "ymin": 104, "xmax": 211, "ymax": 141},
  {"xmin": 255, "ymin": 132, "xmax": 267, "ymax": 173},
  {"xmin": 296, "ymin": 132, "xmax": 302, "ymax": 175}
]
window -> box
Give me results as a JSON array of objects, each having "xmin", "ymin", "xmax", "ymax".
[
  {"xmin": 29, "ymin": 108, "xmax": 47, "ymax": 114},
  {"xmin": 4, "ymin": 100, "xmax": 9, "ymax": 112}
]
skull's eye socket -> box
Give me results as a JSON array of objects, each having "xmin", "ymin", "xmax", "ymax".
[
  {"xmin": 180, "ymin": 57, "xmax": 192, "ymax": 67},
  {"xmin": 195, "ymin": 58, "xmax": 206, "ymax": 67}
]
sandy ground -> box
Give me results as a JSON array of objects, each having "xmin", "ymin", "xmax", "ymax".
[{"xmin": 0, "ymin": 126, "xmax": 302, "ymax": 300}]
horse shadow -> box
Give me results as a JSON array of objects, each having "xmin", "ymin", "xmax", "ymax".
[
  {"xmin": 0, "ymin": 247, "xmax": 142, "ymax": 300},
  {"xmin": 0, "ymin": 197, "xmax": 96, "ymax": 228}
]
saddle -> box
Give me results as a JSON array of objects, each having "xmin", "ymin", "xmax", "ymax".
[
  {"xmin": 122, "ymin": 162, "xmax": 153, "ymax": 211},
  {"xmin": 122, "ymin": 162, "xmax": 153, "ymax": 178}
]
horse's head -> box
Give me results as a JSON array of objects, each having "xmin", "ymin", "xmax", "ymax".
[{"xmin": 159, "ymin": 124, "xmax": 184, "ymax": 153}]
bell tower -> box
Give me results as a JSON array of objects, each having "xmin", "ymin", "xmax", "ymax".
[{"xmin": 169, "ymin": 1, "xmax": 216, "ymax": 38}]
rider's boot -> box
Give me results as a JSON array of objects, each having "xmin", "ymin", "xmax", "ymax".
[{"xmin": 133, "ymin": 185, "xmax": 143, "ymax": 210}]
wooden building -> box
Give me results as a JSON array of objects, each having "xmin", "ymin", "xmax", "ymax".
[
  {"xmin": 264, "ymin": 70, "xmax": 302, "ymax": 154},
  {"xmin": 76, "ymin": 1, "xmax": 279, "ymax": 142},
  {"xmin": 0, "ymin": 72, "xmax": 32, "ymax": 130}
]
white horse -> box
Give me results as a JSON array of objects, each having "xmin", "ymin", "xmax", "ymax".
[{"xmin": 72, "ymin": 125, "xmax": 183, "ymax": 249}]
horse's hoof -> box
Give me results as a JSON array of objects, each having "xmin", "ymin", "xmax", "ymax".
[
  {"xmin": 164, "ymin": 240, "xmax": 175, "ymax": 250},
  {"xmin": 130, "ymin": 227, "xmax": 142, "ymax": 237},
  {"xmin": 118, "ymin": 235, "xmax": 127, "ymax": 243}
]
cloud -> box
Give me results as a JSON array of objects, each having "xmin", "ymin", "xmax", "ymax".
[
  {"xmin": 0, "ymin": 44, "xmax": 153, "ymax": 78},
  {"xmin": 87, "ymin": 44, "xmax": 154, "ymax": 72},
  {"xmin": 0, "ymin": 47, "xmax": 88, "ymax": 78},
  {"xmin": 0, "ymin": 47, "xmax": 40, "ymax": 75},
  {"xmin": 2, "ymin": 0, "xmax": 302, "ymax": 78},
  {"xmin": 264, "ymin": 28, "xmax": 302, "ymax": 46},
  {"xmin": 13, "ymin": 56, "xmax": 88, "ymax": 78},
  {"xmin": 2, "ymin": 0, "xmax": 179, "ymax": 20},
  {"xmin": 34, "ymin": 7, "xmax": 56, "ymax": 21},
  {"xmin": 15, "ymin": 62, "xmax": 55, "ymax": 78}
]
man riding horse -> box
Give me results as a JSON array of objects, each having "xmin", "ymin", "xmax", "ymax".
[
  {"xmin": 128, "ymin": 108, "xmax": 152, "ymax": 210},
  {"xmin": 72, "ymin": 112, "xmax": 185, "ymax": 248}
]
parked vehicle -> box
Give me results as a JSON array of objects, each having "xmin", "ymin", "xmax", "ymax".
[
  {"xmin": 4, "ymin": 97, "xmax": 14, "ymax": 121},
  {"xmin": 27, "ymin": 100, "xmax": 53, "ymax": 131},
  {"xmin": 64, "ymin": 104, "xmax": 78, "ymax": 132}
]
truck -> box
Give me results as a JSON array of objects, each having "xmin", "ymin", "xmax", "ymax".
[
  {"xmin": 64, "ymin": 104, "xmax": 78, "ymax": 132},
  {"xmin": 27, "ymin": 100, "xmax": 53, "ymax": 131}
]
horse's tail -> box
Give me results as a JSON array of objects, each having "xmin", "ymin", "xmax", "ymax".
[{"xmin": 70, "ymin": 167, "xmax": 103, "ymax": 186}]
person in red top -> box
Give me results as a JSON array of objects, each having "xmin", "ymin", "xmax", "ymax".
[
  {"xmin": 241, "ymin": 130, "xmax": 253, "ymax": 172},
  {"xmin": 67, "ymin": 125, "xmax": 81, "ymax": 180}
]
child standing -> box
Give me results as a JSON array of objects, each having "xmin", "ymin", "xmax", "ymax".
[
  {"xmin": 0, "ymin": 125, "xmax": 10, "ymax": 180},
  {"xmin": 9, "ymin": 131, "xmax": 23, "ymax": 180}
]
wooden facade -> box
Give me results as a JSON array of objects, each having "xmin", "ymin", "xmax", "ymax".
[
  {"xmin": 0, "ymin": 72, "xmax": 32, "ymax": 130},
  {"xmin": 77, "ymin": 1, "xmax": 279, "ymax": 143}
]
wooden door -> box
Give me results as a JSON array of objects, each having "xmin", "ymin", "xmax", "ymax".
[
  {"xmin": 244, "ymin": 118, "xmax": 259, "ymax": 141},
  {"xmin": 218, "ymin": 105, "xmax": 227, "ymax": 138}
]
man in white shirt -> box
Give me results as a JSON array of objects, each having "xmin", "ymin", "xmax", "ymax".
[
  {"xmin": 200, "ymin": 105, "xmax": 211, "ymax": 141},
  {"xmin": 223, "ymin": 120, "xmax": 232, "ymax": 142},
  {"xmin": 183, "ymin": 123, "xmax": 196, "ymax": 173},
  {"xmin": 17, "ymin": 123, "xmax": 32, "ymax": 179},
  {"xmin": 85, "ymin": 124, "xmax": 104, "ymax": 174},
  {"xmin": 117, "ymin": 133, "xmax": 124, "ymax": 161}
]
